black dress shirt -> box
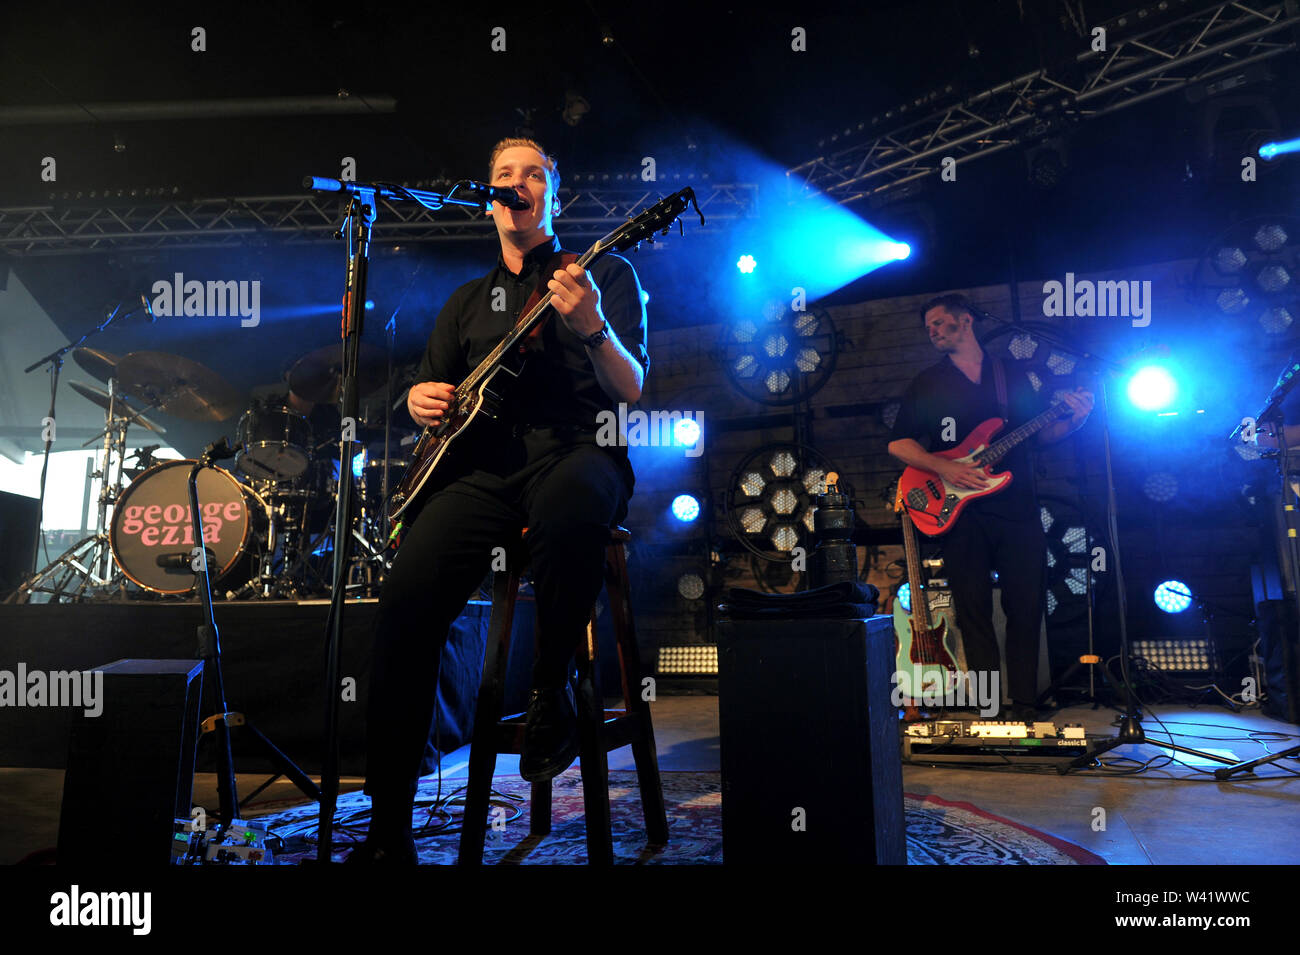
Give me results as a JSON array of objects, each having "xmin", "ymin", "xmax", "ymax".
[
  {"xmin": 889, "ymin": 352, "xmax": 1045, "ymax": 519},
  {"xmin": 414, "ymin": 234, "xmax": 649, "ymax": 431}
]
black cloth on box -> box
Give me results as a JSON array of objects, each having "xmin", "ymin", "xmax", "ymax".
[{"xmin": 718, "ymin": 580, "xmax": 879, "ymax": 620}]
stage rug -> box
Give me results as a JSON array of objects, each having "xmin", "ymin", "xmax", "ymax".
[{"xmin": 252, "ymin": 771, "xmax": 1106, "ymax": 865}]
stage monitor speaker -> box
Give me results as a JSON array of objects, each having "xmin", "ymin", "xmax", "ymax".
[
  {"xmin": 0, "ymin": 490, "xmax": 40, "ymax": 595},
  {"xmin": 1256, "ymin": 599, "xmax": 1300, "ymax": 724},
  {"xmin": 716, "ymin": 615, "xmax": 905, "ymax": 865},
  {"xmin": 57, "ymin": 659, "xmax": 204, "ymax": 865}
]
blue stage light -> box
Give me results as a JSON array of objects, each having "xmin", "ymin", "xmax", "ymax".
[
  {"xmin": 1259, "ymin": 137, "xmax": 1300, "ymax": 160},
  {"xmin": 887, "ymin": 242, "xmax": 911, "ymax": 260},
  {"xmin": 640, "ymin": 289, "xmax": 651, "ymax": 305},
  {"xmin": 1154, "ymin": 580, "xmax": 1192, "ymax": 614},
  {"xmin": 674, "ymin": 417, "xmax": 701, "ymax": 447},
  {"xmin": 897, "ymin": 582, "xmax": 911, "ymax": 613},
  {"xmin": 737, "ymin": 254, "xmax": 757, "ymax": 274},
  {"xmin": 365, "ymin": 300, "xmax": 375, "ymax": 311},
  {"xmin": 1127, "ymin": 366, "xmax": 1178, "ymax": 411},
  {"xmin": 671, "ymin": 494, "xmax": 700, "ymax": 522}
]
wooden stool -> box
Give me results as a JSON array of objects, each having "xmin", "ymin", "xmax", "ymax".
[{"xmin": 457, "ymin": 526, "xmax": 669, "ymax": 865}]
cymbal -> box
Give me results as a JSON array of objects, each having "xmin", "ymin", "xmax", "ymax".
[
  {"xmin": 72, "ymin": 347, "xmax": 119, "ymax": 382},
  {"xmin": 68, "ymin": 381, "xmax": 166, "ymax": 434},
  {"xmin": 115, "ymin": 351, "xmax": 243, "ymax": 422},
  {"xmin": 289, "ymin": 343, "xmax": 387, "ymax": 405}
]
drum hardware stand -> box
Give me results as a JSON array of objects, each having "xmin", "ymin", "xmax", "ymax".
[
  {"xmin": 21, "ymin": 297, "xmax": 152, "ymax": 574},
  {"xmin": 303, "ymin": 173, "xmax": 488, "ymax": 860},
  {"xmin": 6, "ymin": 377, "xmax": 141, "ymax": 604},
  {"xmin": 972, "ymin": 306, "xmax": 1233, "ymax": 773},
  {"xmin": 186, "ymin": 438, "xmax": 321, "ymax": 825}
]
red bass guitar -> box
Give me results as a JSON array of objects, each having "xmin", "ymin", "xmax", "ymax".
[{"xmin": 897, "ymin": 399, "xmax": 1073, "ymax": 536}]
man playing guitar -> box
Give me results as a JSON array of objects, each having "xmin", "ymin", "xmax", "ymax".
[
  {"xmin": 352, "ymin": 138, "xmax": 649, "ymax": 863},
  {"xmin": 886, "ymin": 293, "xmax": 1093, "ymax": 720}
]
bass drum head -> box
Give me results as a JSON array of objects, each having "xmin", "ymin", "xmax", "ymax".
[{"xmin": 110, "ymin": 459, "xmax": 267, "ymax": 595}]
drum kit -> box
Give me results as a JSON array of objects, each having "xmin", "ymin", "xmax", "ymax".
[{"xmin": 11, "ymin": 342, "xmax": 410, "ymax": 604}]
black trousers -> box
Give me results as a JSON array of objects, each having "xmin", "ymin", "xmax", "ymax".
[
  {"xmin": 363, "ymin": 427, "xmax": 632, "ymax": 801},
  {"xmin": 937, "ymin": 503, "xmax": 1046, "ymax": 706}
]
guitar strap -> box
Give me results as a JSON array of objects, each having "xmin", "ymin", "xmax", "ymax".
[
  {"xmin": 519, "ymin": 251, "xmax": 580, "ymax": 353},
  {"xmin": 990, "ymin": 354, "xmax": 1010, "ymax": 421}
]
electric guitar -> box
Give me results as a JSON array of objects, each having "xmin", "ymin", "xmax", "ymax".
[
  {"xmin": 896, "ymin": 398, "xmax": 1075, "ymax": 536},
  {"xmin": 388, "ymin": 187, "xmax": 704, "ymax": 532},
  {"xmin": 892, "ymin": 489, "xmax": 960, "ymax": 704}
]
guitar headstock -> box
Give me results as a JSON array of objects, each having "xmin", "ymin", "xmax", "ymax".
[{"xmin": 593, "ymin": 187, "xmax": 705, "ymax": 257}]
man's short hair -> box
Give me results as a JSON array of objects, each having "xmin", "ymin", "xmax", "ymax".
[
  {"xmin": 488, "ymin": 137, "xmax": 561, "ymax": 193},
  {"xmin": 920, "ymin": 293, "xmax": 977, "ymax": 324}
]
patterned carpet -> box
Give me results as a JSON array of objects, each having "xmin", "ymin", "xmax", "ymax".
[{"xmin": 251, "ymin": 770, "xmax": 1106, "ymax": 865}]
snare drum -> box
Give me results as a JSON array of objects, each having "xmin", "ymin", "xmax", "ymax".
[
  {"xmin": 110, "ymin": 459, "xmax": 269, "ymax": 595},
  {"xmin": 237, "ymin": 405, "xmax": 313, "ymax": 480}
]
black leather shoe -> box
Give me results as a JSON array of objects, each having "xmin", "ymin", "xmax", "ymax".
[{"xmin": 519, "ymin": 684, "xmax": 580, "ymax": 782}]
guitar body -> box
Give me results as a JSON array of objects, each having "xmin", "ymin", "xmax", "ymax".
[
  {"xmin": 897, "ymin": 417, "xmax": 1012, "ymax": 536},
  {"xmin": 891, "ymin": 583, "xmax": 961, "ymax": 702},
  {"xmin": 387, "ymin": 363, "xmax": 519, "ymax": 526}
]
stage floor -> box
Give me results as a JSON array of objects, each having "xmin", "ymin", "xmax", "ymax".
[{"xmin": 2, "ymin": 696, "xmax": 1298, "ymax": 865}]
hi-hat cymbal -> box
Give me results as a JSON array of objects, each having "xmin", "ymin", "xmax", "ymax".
[
  {"xmin": 289, "ymin": 343, "xmax": 387, "ymax": 405},
  {"xmin": 72, "ymin": 347, "xmax": 120, "ymax": 382},
  {"xmin": 68, "ymin": 381, "xmax": 166, "ymax": 434},
  {"xmin": 115, "ymin": 351, "xmax": 242, "ymax": 422}
]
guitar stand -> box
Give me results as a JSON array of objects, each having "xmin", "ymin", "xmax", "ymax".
[{"xmin": 187, "ymin": 444, "xmax": 320, "ymax": 828}]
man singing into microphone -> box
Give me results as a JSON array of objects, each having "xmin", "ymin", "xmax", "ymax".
[{"xmin": 352, "ymin": 138, "xmax": 648, "ymax": 863}]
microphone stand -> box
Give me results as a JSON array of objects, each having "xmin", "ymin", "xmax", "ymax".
[
  {"xmin": 971, "ymin": 307, "xmax": 1231, "ymax": 770},
  {"xmin": 187, "ymin": 438, "xmax": 320, "ymax": 831},
  {"xmin": 303, "ymin": 175, "xmax": 487, "ymax": 862},
  {"xmin": 1214, "ymin": 367, "xmax": 1300, "ymax": 777}
]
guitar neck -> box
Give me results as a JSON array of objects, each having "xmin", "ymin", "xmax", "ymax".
[
  {"xmin": 899, "ymin": 510, "xmax": 932, "ymax": 631},
  {"xmin": 978, "ymin": 401, "xmax": 1073, "ymax": 465},
  {"xmin": 460, "ymin": 245, "xmax": 601, "ymax": 396}
]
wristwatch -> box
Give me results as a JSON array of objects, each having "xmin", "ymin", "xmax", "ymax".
[{"xmin": 580, "ymin": 320, "xmax": 609, "ymax": 349}]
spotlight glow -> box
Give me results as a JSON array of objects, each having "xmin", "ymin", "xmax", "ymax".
[
  {"xmin": 673, "ymin": 417, "xmax": 701, "ymax": 447},
  {"xmin": 671, "ymin": 494, "xmax": 700, "ymax": 522},
  {"xmin": 737, "ymin": 254, "xmax": 757, "ymax": 274},
  {"xmin": 1260, "ymin": 137, "xmax": 1300, "ymax": 160},
  {"xmin": 1154, "ymin": 580, "xmax": 1193, "ymax": 614},
  {"xmin": 897, "ymin": 582, "xmax": 911, "ymax": 613},
  {"xmin": 1127, "ymin": 366, "xmax": 1178, "ymax": 412}
]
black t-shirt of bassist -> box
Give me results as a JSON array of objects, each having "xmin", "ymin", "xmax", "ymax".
[
  {"xmin": 414, "ymin": 234, "xmax": 649, "ymax": 433},
  {"xmin": 889, "ymin": 353, "xmax": 1046, "ymax": 521}
]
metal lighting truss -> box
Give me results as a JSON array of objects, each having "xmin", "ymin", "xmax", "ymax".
[
  {"xmin": 0, "ymin": 182, "xmax": 757, "ymax": 256},
  {"xmin": 788, "ymin": 0, "xmax": 1300, "ymax": 204}
]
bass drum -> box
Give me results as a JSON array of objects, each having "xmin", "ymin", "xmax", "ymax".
[{"xmin": 110, "ymin": 459, "xmax": 269, "ymax": 595}]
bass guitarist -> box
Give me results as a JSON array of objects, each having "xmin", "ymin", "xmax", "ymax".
[
  {"xmin": 352, "ymin": 138, "xmax": 649, "ymax": 863},
  {"xmin": 886, "ymin": 293, "xmax": 1092, "ymax": 720}
]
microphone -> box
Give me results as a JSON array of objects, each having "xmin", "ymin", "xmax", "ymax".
[
  {"xmin": 461, "ymin": 180, "xmax": 530, "ymax": 211},
  {"xmin": 200, "ymin": 436, "xmax": 240, "ymax": 466},
  {"xmin": 156, "ymin": 548, "xmax": 215, "ymax": 570}
]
